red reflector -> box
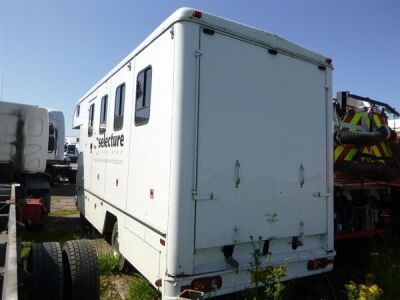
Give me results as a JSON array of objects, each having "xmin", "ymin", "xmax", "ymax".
[
  {"xmin": 21, "ymin": 198, "xmax": 45, "ymax": 224},
  {"xmin": 192, "ymin": 10, "xmax": 202, "ymax": 18},
  {"xmin": 307, "ymin": 258, "xmax": 333, "ymax": 271},
  {"xmin": 155, "ymin": 278, "xmax": 162, "ymax": 287},
  {"xmin": 191, "ymin": 276, "xmax": 222, "ymax": 292},
  {"xmin": 325, "ymin": 57, "xmax": 332, "ymax": 64}
]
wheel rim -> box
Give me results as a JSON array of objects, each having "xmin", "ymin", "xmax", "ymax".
[{"xmin": 112, "ymin": 228, "xmax": 121, "ymax": 258}]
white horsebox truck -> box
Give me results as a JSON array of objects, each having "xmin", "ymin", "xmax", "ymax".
[{"xmin": 73, "ymin": 8, "xmax": 334, "ymax": 299}]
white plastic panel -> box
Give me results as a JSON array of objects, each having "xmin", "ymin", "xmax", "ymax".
[
  {"xmin": 195, "ymin": 31, "xmax": 328, "ymax": 250},
  {"xmin": 0, "ymin": 102, "xmax": 48, "ymax": 173}
]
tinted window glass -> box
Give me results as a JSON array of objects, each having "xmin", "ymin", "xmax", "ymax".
[
  {"xmin": 114, "ymin": 84, "xmax": 125, "ymax": 130},
  {"xmin": 100, "ymin": 95, "xmax": 108, "ymax": 129},
  {"xmin": 88, "ymin": 103, "xmax": 95, "ymax": 137},
  {"xmin": 135, "ymin": 67, "xmax": 152, "ymax": 126}
]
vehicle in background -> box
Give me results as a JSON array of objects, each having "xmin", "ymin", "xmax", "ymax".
[
  {"xmin": 0, "ymin": 100, "xmax": 51, "ymax": 218},
  {"xmin": 45, "ymin": 111, "xmax": 77, "ymax": 183},
  {"xmin": 333, "ymin": 91, "xmax": 400, "ymax": 239},
  {"xmin": 73, "ymin": 8, "xmax": 334, "ymax": 299},
  {"xmin": 0, "ymin": 103, "xmax": 99, "ymax": 299},
  {"xmin": 64, "ymin": 142, "xmax": 79, "ymax": 163}
]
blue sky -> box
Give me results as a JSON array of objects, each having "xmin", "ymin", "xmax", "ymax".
[{"xmin": 1, "ymin": 0, "xmax": 399, "ymax": 136}]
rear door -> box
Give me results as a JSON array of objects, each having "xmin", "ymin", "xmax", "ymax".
[{"xmin": 194, "ymin": 30, "xmax": 329, "ymax": 250}]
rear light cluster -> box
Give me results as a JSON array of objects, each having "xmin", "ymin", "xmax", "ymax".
[
  {"xmin": 192, "ymin": 10, "xmax": 202, "ymax": 18},
  {"xmin": 181, "ymin": 276, "xmax": 222, "ymax": 293},
  {"xmin": 307, "ymin": 258, "xmax": 333, "ymax": 271}
]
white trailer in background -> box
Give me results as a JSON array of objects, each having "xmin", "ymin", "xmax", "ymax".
[
  {"xmin": 0, "ymin": 101, "xmax": 51, "ymax": 208},
  {"xmin": 73, "ymin": 8, "xmax": 334, "ymax": 299}
]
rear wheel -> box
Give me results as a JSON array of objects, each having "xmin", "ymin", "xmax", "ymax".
[
  {"xmin": 111, "ymin": 222, "xmax": 130, "ymax": 271},
  {"xmin": 62, "ymin": 239, "xmax": 100, "ymax": 300},
  {"xmin": 27, "ymin": 242, "xmax": 64, "ymax": 300}
]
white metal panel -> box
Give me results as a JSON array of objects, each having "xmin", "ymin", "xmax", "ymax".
[
  {"xmin": 125, "ymin": 30, "xmax": 174, "ymax": 234},
  {"xmin": 103, "ymin": 67, "xmax": 134, "ymax": 210},
  {"xmin": 195, "ymin": 31, "xmax": 328, "ymax": 250},
  {"xmin": 81, "ymin": 96, "xmax": 96, "ymax": 190},
  {"xmin": 90, "ymin": 83, "xmax": 109, "ymax": 198}
]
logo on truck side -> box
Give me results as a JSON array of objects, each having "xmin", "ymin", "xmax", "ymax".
[{"xmin": 97, "ymin": 133, "xmax": 124, "ymax": 148}]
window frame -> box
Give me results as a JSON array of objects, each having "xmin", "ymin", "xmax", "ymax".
[
  {"xmin": 88, "ymin": 103, "xmax": 95, "ymax": 137},
  {"xmin": 99, "ymin": 94, "xmax": 108, "ymax": 133},
  {"xmin": 135, "ymin": 66, "xmax": 152, "ymax": 126},
  {"xmin": 114, "ymin": 83, "xmax": 126, "ymax": 131}
]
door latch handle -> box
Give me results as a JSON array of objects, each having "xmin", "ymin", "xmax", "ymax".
[
  {"xmin": 299, "ymin": 164, "xmax": 304, "ymax": 188},
  {"xmin": 235, "ymin": 160, "xmax": 241, "ymax": 188}
]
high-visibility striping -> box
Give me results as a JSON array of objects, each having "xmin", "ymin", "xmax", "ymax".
[
  {"xmin": 380, "ymin": 142, "xmax": 392, "ymax": 157},
  {"xmin": 336, "ymin": 111, "xmax": 393, "ymax": 163},
  {"xmin": 371, "ymin": 145, "xmax": 382, "ymax": 158},
  {"xmin": 336, "ymin": 144, "xmax": 353, "ymax": 162},
  {"xmin": 373, "ymin": 114, "xmax": 382, "ymax": 128},
  {"xmin": 344, "ymin": 148, "xmax": 358, "ymax": 161},
  {"xmin": 334, "ymin": 145, "xmax": 344, "ymax": 161},
  {"xmin": 351, "ymin": 113, "xmax": 363, "ymax": 126}
]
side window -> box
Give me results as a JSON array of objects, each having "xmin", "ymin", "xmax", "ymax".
[
  {"xmin": 99, "ymin": 95, "xmax": 108, "ymax": 133},
  {"xmin": 75, "ymin": 104, "xmax": 80, "ymax": 117},
  {"xmin": 48, "ymin": 123, "xmax": 55, "ymax": 152},
  {"xmin": 88, "ymin": 103, "xmax": 95, "ymax": 137},
  {"xmin": 114, "ymin": 84, "xmax": 125, "ymax": 131},
  {"xmin": 135, "ymin": 66, "xmax": 152, "ymax": 126}
]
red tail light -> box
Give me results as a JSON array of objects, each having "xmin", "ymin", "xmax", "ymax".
[
  {"xmin": 190, "ymin": 276, "xmax": 222, "ymax": 292},
  {"xmin": 155, "ymin": 279, "xmax": 162, "ymax": 287},
  {"xmin": 308, "ymin": 258, "xmax": 333, "ymax": 271},
  {"xmin": 192, "ymin": 10, "xmax": 202, "ymax": 18}
]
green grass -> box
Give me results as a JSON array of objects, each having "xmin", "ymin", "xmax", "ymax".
[
  {"xmin": 98, "ymin": 252, "xmax": 120, "ymax": 275},
  {"xmin": 365, "ymin": 233, "xmax": 400, "ymax": 300},
  {"xmin": 21, "ymin": 242, "xmax": 32, "ymax": 258},
  {"xmin": 22, "ymin": 216, "xmax": 81, "ymax": 244},
  {"xmin": 128, "ymin": 276, "xmax": 160, "ymax": 300},
  {"xmin": 49, "ymin": 208, "xmax": 79, "ymax": 217}
]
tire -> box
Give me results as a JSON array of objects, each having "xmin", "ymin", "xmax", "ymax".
[
  {"xmin": 111, "ymin": 222, "xmax": 130, "ymax": 272},
  {"xmin": 62, "ymin": 239, "xmax": 100, "ymax": 300},
  {"xmin": 27, "ymin": 242, "xmax": 64, "ymax": 300}
]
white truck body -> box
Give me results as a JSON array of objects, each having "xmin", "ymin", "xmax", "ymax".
[
  {"xmin": 0, "ymin": 101, "xmax": 49, "ymax": 175},
  {"xmin": 73, "ymin": 8, "xmax": 334, "ymax": 298}
]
